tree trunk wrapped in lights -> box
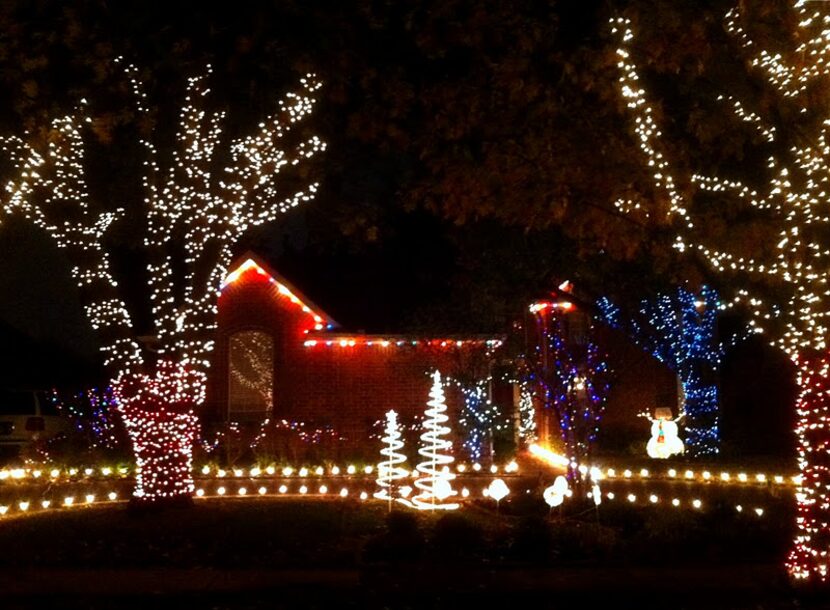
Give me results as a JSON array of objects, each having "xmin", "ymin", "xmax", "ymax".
[
  {"xmin": 612, "ymin": 2, "xmax": 830, "ymax": 582},
  {"xmin": 445, "ymin": 376, "xmax": 502, "ymax": 463},
  {"xmin": 443, "ymin": 345, "xmax": 502, "ymax": 462},
  {"xmin": 788, "ymin": 352, "xmax": 830, "ymax": 581},
  {"xmin": 0, "ymin": 65, "xmax": 324, "ymax": 505}
]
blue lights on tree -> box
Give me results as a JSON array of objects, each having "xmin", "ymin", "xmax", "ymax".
[
  {"xmin": 51, "ymin": 386, "xmax": 123, "ymax": 451},
  {"xmin": 597, "ymin": 285, "xmax": 732, "ymax": 457},
  {"xmin": 445, "ymin": 376, "xmax": 502, "ymax": 462},
  {"xmin": 523, "ymin": 304, "xmax": 612, "ymax": 482}
]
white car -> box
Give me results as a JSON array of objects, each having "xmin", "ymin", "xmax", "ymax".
[{"xmin": 0, "ymin": 390, "xmax": 70, "ymax": 454}]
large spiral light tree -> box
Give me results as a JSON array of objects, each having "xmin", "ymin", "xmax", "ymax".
[
  {"xmin": 612, "ymin": 1, "xmax": 830, "ymax": 581},
  {"xmin": 0, "ymin": 65, "xmax": 324, "ymax": 504},
  {"xmin": 413, "ymin": 371, "xmax": 459, "ymax": 511}
]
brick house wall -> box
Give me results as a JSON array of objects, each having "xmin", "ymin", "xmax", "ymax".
[
  {"xmin": 205, "ymin": 256, "xmax": 501, "ymax": 460},
  {"xmin": 205, "ymin": 256, "xmax": 677, "ymax": 462}
]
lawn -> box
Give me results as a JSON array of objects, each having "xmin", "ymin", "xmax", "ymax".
[{"xmin": 0, "ymin": 495, "xmax": 816, "ymax": 609}]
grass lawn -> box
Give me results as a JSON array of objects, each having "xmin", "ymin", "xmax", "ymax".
[{"xmin": 0, "ymin": 496, "xmax": 818, "ymax": 609}]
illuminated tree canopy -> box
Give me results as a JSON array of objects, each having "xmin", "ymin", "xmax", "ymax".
[
  {"xmin": 0, "ymin": 65, "xmax": 324, "ymax": 503},
  {"xmin": 612, "ymin": 0, "xmax": 830, "ymax": 583},
  {"xmin": 598, "ymin": 286, "xmax": 744, "ymax": 457}
]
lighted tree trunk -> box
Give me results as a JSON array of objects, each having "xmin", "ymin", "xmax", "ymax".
[
  {"xmin": 680, "ymin": 374, "xmax": 720, "ymax": 457},
  {"xmin": 524, "ymin": 302, "xmax": 611, "ymax": 486},
  {"xmin": 787, "ymin": 352, "xmax": 830, "ymax": 582}
]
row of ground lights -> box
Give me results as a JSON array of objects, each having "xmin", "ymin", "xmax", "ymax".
[
  {"xmin": 592, "ymin": 490, "xmax": 766, "ymax": 516},
  {"xmin": 0, "ymin": 484, "xmax": 768, "ymax": 519},
  {"xmin": 529, "ymin": 445, "xmax": 799, "ymax": 487},
  {"xmin": 595, "ymin": 466, "xmax": 799, "ymax": 486},
  {"xmin": 0, "ymin": 492, "xmax": 122, "ymax": 516},
  {"xmin": 0, "ymin": 461, "xmax": 521, "ymax": 483}
]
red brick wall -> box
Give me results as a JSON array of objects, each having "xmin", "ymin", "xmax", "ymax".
[
  {"xmin": 597, "ymin": 325, "xmax": 678, "ymax": 454},
  {"xmin": 206, "ymin": 267, "xmax": 481, "ymax": 457}
]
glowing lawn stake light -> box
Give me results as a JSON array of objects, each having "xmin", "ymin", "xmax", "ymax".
[
  {"xmin": 543, "ymin": 475, "xmax": 570, "ymax": 514},
  {"xmin": 487, "ymin": 479, "xmax": 510, "ymax": 513}
]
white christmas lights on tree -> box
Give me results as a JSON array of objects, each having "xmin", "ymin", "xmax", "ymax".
[
  {"xmin": 517, "ymin": 380, "xmax": 538, "ymax": 446},
  {"xmin": 413, "ymin": 371, "xmax": 459, "ymax": 511},
  {"xmin": 374, "ymin": 409, "xmax": 410, "ymax": 510},
  {"xmin": 611, "ymin": 2, "xmax": 830, "ymax": 581},
  {"xmin": 0, "ymin": 64, "xmax": 325, "ymax": 504},
  {"xmin": 445, "ymin": 375, "xmax": 502, "ymax": 462}
]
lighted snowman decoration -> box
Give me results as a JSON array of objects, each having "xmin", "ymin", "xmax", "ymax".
[{"xmin": 643, "ymin": 408, "xmax": 685, "ymax": 459}]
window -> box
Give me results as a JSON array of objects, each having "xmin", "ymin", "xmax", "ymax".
[{"xmin": 228, "ymin": 331, "xmax": 274, "ymax": 422}]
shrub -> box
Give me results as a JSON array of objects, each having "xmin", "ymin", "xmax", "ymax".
[
  {"xmin": 362, "ymin": 510, "xmax": 424, "ymax": 564},
  {"xmin": 510, "ymin": 516, "xmax": 553, "ymax": 563},
  {"xmin": 549, "ymin": 520, "xmax": 618, "ymax": 562},
  {"xmin": 430, "ymin": 513, "xmax": 485, "ymax": 561}
]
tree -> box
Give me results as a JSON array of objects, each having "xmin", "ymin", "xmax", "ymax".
[
  {"xmin": 522, "ymin": 300, "xmax": 611, "ymax": 483},
  {"xmin": 612, "ymin": 1, "xmax": 830, "ymax": 582},
  {"xmin": 0, "ymin": 66, "xmax": 324, "ymax": 503},
  {"xmin": 51, "ymin": 386, "xmax": 124, "ymax": 452},
  {"xmin": 597, "ymin": 285, "xmax": 746, "ymax": 457},
  {"xmin": 413, "ymin": 371, "xmax": 459, "ymax": 511},
  {"xmin": 443, "ymin": 345, "xmax": 503, "ymax": 463}
]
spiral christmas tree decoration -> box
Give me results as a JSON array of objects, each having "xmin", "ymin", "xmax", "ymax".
[
  {"xmin": 413, "ymin": 371, "xmax": 459, "ymax": 510},
  {"xmin": 374, "ymin": 409, "xmax": 411, "ymax": 510}
]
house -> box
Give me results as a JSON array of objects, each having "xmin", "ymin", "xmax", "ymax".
[
  {"xmin": 205, "ymin": 254, "xmax": 679, "ymax": 462},
  {"xmin": 205, "ymin": 254, "xmax": 504, "ymax": 460}
]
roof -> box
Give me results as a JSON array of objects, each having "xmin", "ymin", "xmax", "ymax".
[
  {"xmin": 222, "ymin": 252, "xmax": 340, "ymax": 330},
  {"xmin": 303, "ymin": 332, "xmax": 503, "ymax": 349},
  {"xmin": 222, "ymin": 252, "xmax": 504, "ymax": 348}
]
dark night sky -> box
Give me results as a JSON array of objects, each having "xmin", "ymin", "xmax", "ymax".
[{"xmin": 0, "ymin": 0, "xmax": 611, "ymax": 359}]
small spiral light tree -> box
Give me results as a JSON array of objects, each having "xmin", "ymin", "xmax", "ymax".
[
  {"xmin": 374, "ymin": 409, "xmax": 410, "ymax": 511},
  {"xmin": 413, "ymin": 371, "xmax": 459, "ymax": 511}
]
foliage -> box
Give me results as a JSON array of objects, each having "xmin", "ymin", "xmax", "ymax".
[
  {"xmin": 363, "ymin": 509, "xmax": 425, "ymax": 564},
  {"xmin": 522, "ymin": 305, "xmax": 612, "ymax": 481},
  {"xmin": 50, "ymin": 386, "xmax": 126, "ymax": 452},
  {"xmin": 597, "ymin": 286, "xmax": 740, "ymax": 456},
  {"xmin": 430, "ymin": 513, "xmax": 485, "ymax": 561}
]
